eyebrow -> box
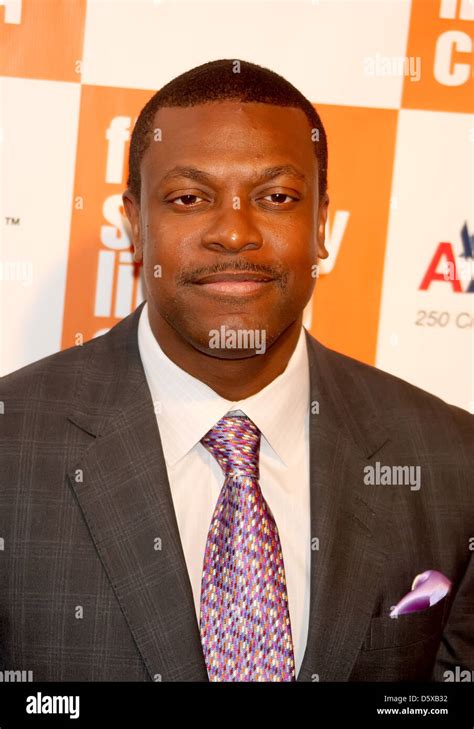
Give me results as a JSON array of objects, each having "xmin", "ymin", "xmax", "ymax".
[{"xmin": 158, "ymin": 164, "xmax": 307, "ymax": 186}]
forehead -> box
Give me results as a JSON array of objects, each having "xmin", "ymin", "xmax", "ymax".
[{"xmin": 140, "ymin": 101, "xmax": 318, "ymax": 184}]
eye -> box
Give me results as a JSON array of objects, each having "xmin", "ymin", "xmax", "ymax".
[
  {"xmin": 261, "ymin": 193, "xmax": 298, "ymax": 205},
  {"xmin": 169, "ymin": 194, "xmax": 205, "ymax": 206}
]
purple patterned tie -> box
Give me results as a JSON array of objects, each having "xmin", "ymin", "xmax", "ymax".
[{"xmin": 199, "ymin": 413, "xmax": 295, "ymax": 681}]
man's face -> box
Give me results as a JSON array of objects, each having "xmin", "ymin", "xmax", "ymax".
[{"xmin": 123, "ymin": 101, "xmax": 329, "ymax": 358}]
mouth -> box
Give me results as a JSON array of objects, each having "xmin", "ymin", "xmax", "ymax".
[
  {"xmin": 193, "ymin": 272, "xmax": 275, "ymax": 294},
  {"xmin": 192, "ymin": 272, "xmax": 276, "ymax": 295}
]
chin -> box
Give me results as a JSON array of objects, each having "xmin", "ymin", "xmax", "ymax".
[{"xmin": 203, "ymin": 347, "xmax": 264, "ymax": 361}]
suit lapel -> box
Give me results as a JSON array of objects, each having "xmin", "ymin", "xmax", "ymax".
[
  {"xmin": 67, "ymin": 302, "xmax": 208, "ymax": 681},
  {"xmin": 297, "ymin": 332, "xmax": 394, "ymax": 681}
]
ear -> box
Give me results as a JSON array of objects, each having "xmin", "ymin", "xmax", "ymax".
[
  {"xmin": 122, "ymin": 190, "xmax": 143, "ymax": 263},
  {"xmin": 316, "ymin": 193, "xmax": 330, "ymax": 260}
]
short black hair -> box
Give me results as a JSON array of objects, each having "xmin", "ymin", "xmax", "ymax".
[{"xmin": 126, "ymin": 58, "xmax": 328, "ymax": 203}]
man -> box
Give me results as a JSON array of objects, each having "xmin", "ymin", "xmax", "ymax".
[{"xmin": 0, "ymin": 59, "xmax": 472, "ymax": 682}]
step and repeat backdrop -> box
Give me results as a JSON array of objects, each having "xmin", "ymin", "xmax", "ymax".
[{"xmin": 0, "ymin": 0, "xmax": 473, "ymax": 410}]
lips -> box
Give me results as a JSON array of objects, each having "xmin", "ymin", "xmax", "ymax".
[
  {"xmin": 194, "ymin": 272, "xmax": 274, "ymax": 284},
  {"xmin": 192, "ymin": 272, "xmax": 275, "ymax": 295}
]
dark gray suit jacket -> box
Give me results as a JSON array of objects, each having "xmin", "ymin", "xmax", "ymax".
[{"xmin": 1, "ymin": 301, "xmax": 473, "ymax": 681}]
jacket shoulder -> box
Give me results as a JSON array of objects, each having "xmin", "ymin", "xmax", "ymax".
[
  {"xmin": 0, "ymin": 337, "xmax": 96, "ymax": 405},
  {"xmin": 0, "ymin": 306, "xmax": 142, "ymax": 434},
  {"xmin": 306, "ymin": 334, "xmax": 473, "ymax": 446}
]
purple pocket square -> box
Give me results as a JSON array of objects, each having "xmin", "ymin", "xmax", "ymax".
[{"xmin": 389, "ymin": 570, "xmax": 452, "ymax": 618}]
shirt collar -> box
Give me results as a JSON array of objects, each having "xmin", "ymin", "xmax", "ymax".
[{"xmin": 137, "ymin": 301, "xmax": 310, "ymax": 468}]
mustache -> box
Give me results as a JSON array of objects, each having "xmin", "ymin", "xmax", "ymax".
[{"xmin": 178, "ymin": 260, "xmax": 288, "ymax": 286}]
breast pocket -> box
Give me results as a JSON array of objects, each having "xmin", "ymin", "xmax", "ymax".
[{"xmin": 363, "ymin": 596, "xmax": 449, "ymax": 651}]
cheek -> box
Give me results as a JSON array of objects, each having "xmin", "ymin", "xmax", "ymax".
[
  {"xmin": 143, "ymin": 223, "xmax": 192, "ymax": 281},
  {"xmin": 269, "ymin": 233, "xmax": 316, "ymax": 284},
  {"xmin": 267, "ymin": 216, "xmax": 315, "ymax": 256}
]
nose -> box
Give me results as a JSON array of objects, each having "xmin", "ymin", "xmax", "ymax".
[{"xmin": 201, "ymin": 203, "xmax": 263, "ymax": 253}]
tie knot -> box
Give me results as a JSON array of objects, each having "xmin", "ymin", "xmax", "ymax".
[{"xmin": 201, "ymin": 414, "xmax": 261, "ymax": 480}]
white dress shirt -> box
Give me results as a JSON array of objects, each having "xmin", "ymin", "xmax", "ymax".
[{"xmin": 137, "ymin": 301, "xmax": 311, "ymax": 675}]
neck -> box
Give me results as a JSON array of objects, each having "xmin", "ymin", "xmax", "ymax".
[{"xmin": 146, "ymin": 307, "xmax": 303, "ymax": 401}]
